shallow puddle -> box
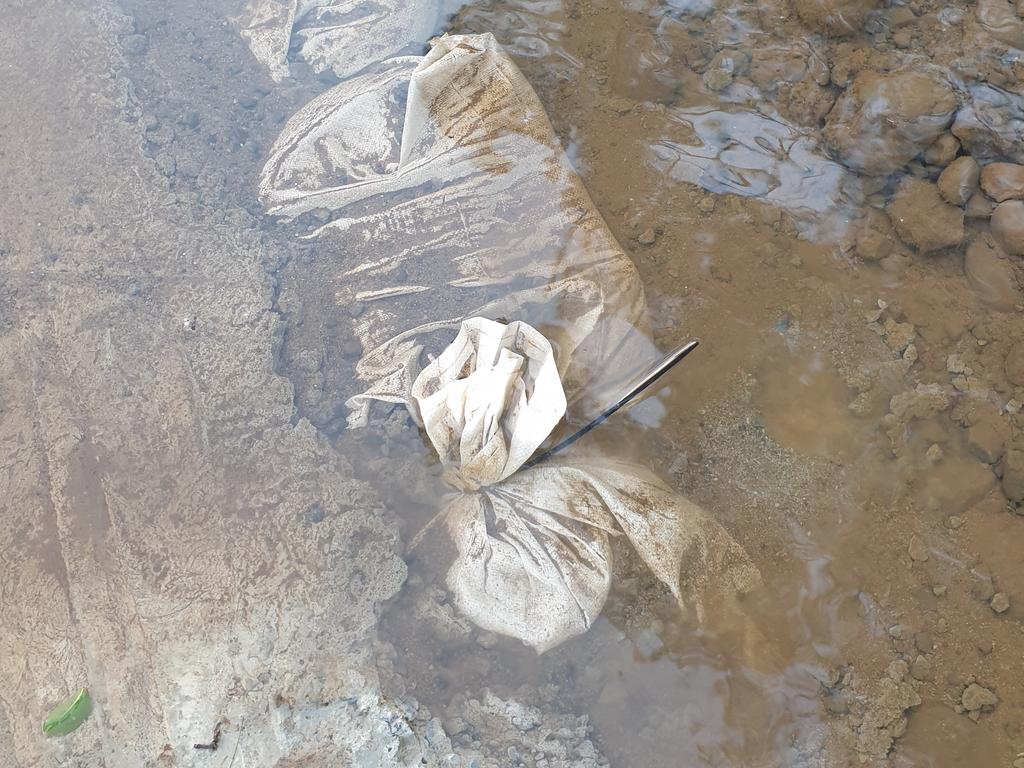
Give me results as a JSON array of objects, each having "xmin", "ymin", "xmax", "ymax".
[{"xmin": 2, "ymin": 0, "xmax": 1023, "ymax": 765}]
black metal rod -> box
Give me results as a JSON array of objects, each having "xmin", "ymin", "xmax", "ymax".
[{"xmin": 525, "ymin": 339, "xmax": 699, "ymax": 467}]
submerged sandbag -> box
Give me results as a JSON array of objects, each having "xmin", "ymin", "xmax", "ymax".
[
  {"xmin": 415, "ymin": 318, "xmax": 760, "ymax": 651},
  {"xmin": 256, "ymin": 33, "xmax": 760, "ymax": 650},
  {"xmin": 260, "ymin": 33, "xmax": 657, "ymax": 426},
  {"xmin": 237, "ymin": 0, "xmax": 466, "ymax": 81}
]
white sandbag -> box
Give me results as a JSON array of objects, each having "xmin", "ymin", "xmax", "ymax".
[
  {"xmin": 259, "ymin": 33, "xmax": 658, "ymax": 426},
  {"xmin": 254, "ymin": 33, "xmax": 761, "ymax": 650},
  {"xmin": 417, "ymin": 318, "xmax": 761, "ymax": 651},
  {"xmin": 444, "ymin": 461, "xmax": 762, "ymax": 651},
  {"xmin": 237, "ymin": 0, "xmax": 463, "ymax": 81}
]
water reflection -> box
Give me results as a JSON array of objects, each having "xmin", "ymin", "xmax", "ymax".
[{"xmin": 650, "ymin": 107, "xmax": 855, "ymax": 238}]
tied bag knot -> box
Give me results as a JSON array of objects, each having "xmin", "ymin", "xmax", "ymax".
[{"xmin": 411, "ymin": 317, "xmax": 566, "ymax": 492}]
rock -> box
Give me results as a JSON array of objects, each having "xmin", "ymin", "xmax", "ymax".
[
  {"xmin": 824, "ymin": 71, "xmax": 957, "ymax": 175},
  {"xmin": 1006, "ymin": 343, "xmax": 1024, "ymax": 386},
  {"xmin": 702, "ymin": 66, "xmax": 733, "ymax": 92},
  {"xmin": 976, "ymin": 0, "xmax": 1024, "ymax": 49},
  {"xmin": 887, "ymin": 5, "xmax": 916, "ymax": 26},
  {"xmin": 908, "ymin": 536, "xmax": 929, "ymax": 561},
  {"xmin": 892, "ymin": 29, "xmax": 913, "ymax": 48},
  {"xmin": 792, "ymin": 0, "xmax": 880, "ymax": 36},
  {"xmin": 825, "ymin": 692, "xmax": 850, "ymax": 714},
  {"xmin": 1004, "ymin": 443, "xmax": 1024, "ymax": 503},
  {"xmin": 638, "ymin": 228, "xmax": 657, "ymax": 245},
  {"xmin": 966, "ymin": 409, "xmax": 1010, "ymax": 463},
  {"xmin": 972, "ymin": 579, "xmax": 996, "ymax": 602},
  {"xmin": 922, "ymin": 459, "xmax": 996, "ymax": 514},
  {"xmin": 961, "ymin": 683, "xmax": 998, "ymax": 712},
  {"xmin": 884, "ymin": 318, "xmax": 916, "ymax": 352},
  {"xmin": 607, "ymin": 97, "xmax": 634, "ymax": 114},
  {"xmin": 910, "ymin": 655, "xmax": 934, "ymax": 681},
  {"xmin": 964, "ymin": 238, "xmax": 1021, "ymax": 312},
  {"xmin": 923, "ymin": 133, "xmax": 960, "ymax": 166},
  {"xmin": 965, "ymin": 192, "xmax": 995, "ymax": 218},
  {"xmin": 887, "ymin": 659, "xmax": 909, "ymax": 681},
  {"xmin": 937, "ymin": 156, "xmax": 980, "ymax": 205},
  {"xmin": 855, "ymin": 213, "xmax": 896, "ymax": 261},
  {"xmin": 887, "ymin": 179, "xmax": 965, "ymax": 253},
  {"xmin": 990, "ymin": 200, "xmax": 1024, "ymax": 256},
  {"xmin": 952, "ymin": 85, "xmax": 1024, "ymax": 165},
  {"xmin": 990, "ymin": 592, "xmax": 1010, "ymax": 613},
  {"xmin": 890, "ymin": 383, "xmax": 952, "ymax": 420},
  {"xmin": 856, "ymin": 678, "xmax": 921, "ymax": 758},
  {"xmin": 980, "ymin": 163, "xmax": 1024, "ymax": 201},
  {"xmin": 926, "ymin": 443, "xmax": 944, "ymax": 463},
  {"xmin": 915, "ymin": 632, "xmax": 935, "ymax": 653}
]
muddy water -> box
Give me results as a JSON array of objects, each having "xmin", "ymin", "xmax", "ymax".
[
  {"xmin": 362, "ymin": 0, "xmax": 1024, "ymax": 765},
  {"xmin": 2, "ymin": 0, "xmax": 1023, "ymax": 765}
]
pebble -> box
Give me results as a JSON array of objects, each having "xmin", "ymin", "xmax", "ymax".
[
  {"xmin": 304, "ymin": 503, "xmax": 325, "ymax": 524},
  {"xmin": 702, "ymin": 66, "xmax": 733, "ymax": 92},
  {"xmin": 887, "ymin": 659, "xmax": 909, "ymax": 681},
  {"xmin": 926, "ymin": 444, "xmax": 944, "ymax": 463},
  {"xmin": 923, "ymin": 133, "xmax": 960, "ymax": 166},
  {"xmin": 980, "ymin": 162, "xmax": 1024, "ymax": 201},
  {"xmin": 977, "ymin": 638, "xmax": 994, "ymax": 655},
  {"xmin": 965, "ymin": 192, "xmax": 995, "ymax": 218},
  {"xmin": 910, "ymin": 655, "xmax": 934, "ymax": 681},
  {"xmin": 884, "ymin": 318, "xmax": 916, "ymax": 353},
  {"xmin": 892, "ymin": 29, "xmax": 913, "ymax": 47},
  {"xmin": 1005, "ymin": 342, "xmax": 1024, "ymax": 386},
  {"xmin": 945, "ymin": 515, "xmax": 963, "ymax": 529},
  {"xmin": 888, "ymin": 178, "xmax": 965, "ymax": 253},
  {"xmin": 638, "ymin": 228, "xmax": 657, "ymax": 245},
  {"xmin": 961, "ymin": 683, "xmax": 998, "ymax": 712},
  {"xmin": 932, "ymin": 584, "xmax": 947, "ymax": 597},
  {"xmin": 937, "ymin": 156, "xmax": 981, "ymax": 206},
  {"xmin": 1005, "ymin": 444, "xmax": 1024, "ymax": 503},
  {"xmin": 972, "ymin": 579, "xmax": 996, "ymax": 602},
  {"xmin": 697, "ymin": 196, "xmax": 717, "ymax": 213},
  {"xmin": 991, "ymin": 200, "xmax": 1024, "ymax": 256},
  {"xmin": 991, "ymin": 592, "xmax": 1011, "ymax": 613},
  {"xmin": 824, "ymin": 71, "xmax": 956, "ymax": 175},
  {"xmin": 963, "ymin": 237, "xmax": 1021, "ymax": 312},
  {"xmin": 952, "ymin": 84, "xmax": 1024, "ymax": 165},
  {"xmin": 915, "ymin": 631, "xmax": 935, "ymax": 653},
  {"xmin": 607, "ymin": 97, "xmax": 634, "ymax": 114},
  {"xmin": 825, "ymin": 693, "xmax": 850, "ymax": 714},
  {"xmin": 887, "ymin": 5, "xmax": 916, "ymax": 26},
  {"xmin": 855, "ymin": 221, "xmax": 895, "ymax": 262},
  {"xmin": 908, "ymin": 536, "xmax": 930, "ymax": 561},
  {"xmin": 938, "ymin": 6, "xmax": 964, "ymax": 24}
]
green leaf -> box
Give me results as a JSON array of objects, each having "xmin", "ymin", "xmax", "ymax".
[{"xmin": 42, "ymin": 688, "xmax": 92, "ymax": 736}]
